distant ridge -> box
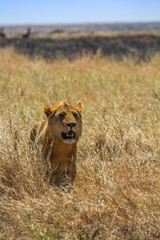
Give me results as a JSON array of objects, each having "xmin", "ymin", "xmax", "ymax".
[{"xmin": 1, "ymin": 22, "xmax": 160, "ymax": 34}]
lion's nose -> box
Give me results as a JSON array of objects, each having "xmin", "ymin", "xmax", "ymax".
[{"xmin": 67, "ymin": 122, "xmax": 76, "ymax": 128}]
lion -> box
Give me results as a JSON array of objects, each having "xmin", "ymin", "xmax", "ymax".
[{"xmin": 30, "ymin": 101, "xmax": 83, "ymax": 188}]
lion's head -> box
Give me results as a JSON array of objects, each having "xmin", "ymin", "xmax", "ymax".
[{"xmin": 44, "ymin": 101, "xmax": 83, "ymax": 144}]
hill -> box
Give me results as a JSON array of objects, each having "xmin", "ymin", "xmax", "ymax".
[{"xmin": 1, "ymin": 22, "xmax": 160, "ymax": 34}]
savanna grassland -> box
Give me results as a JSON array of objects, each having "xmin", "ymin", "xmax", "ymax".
[{"xmin": 0, "ymin": 47, "xmax": 160, "ymax": 240}]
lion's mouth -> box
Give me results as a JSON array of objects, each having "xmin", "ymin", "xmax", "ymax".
[{"xmin": 61, "ymin": 130, "xmax": 76, "ymax": 140}]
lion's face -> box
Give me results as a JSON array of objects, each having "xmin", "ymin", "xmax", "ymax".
[{"xmin": 44, "ymin": 102, "xmax": 83, "ymax": 144}]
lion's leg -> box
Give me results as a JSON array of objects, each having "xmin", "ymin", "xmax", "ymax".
[
  {"xmin": 50, "ymin": 171, "xmax": 64, "ymax": 186},
  {"xmin": 67, "ymin": 165, "xmax": 76, "ymax": 183},
  {"xmin": 50, "ymin": 169, "xmax": 76, "ymax": 188},
  {"xmin": 50, "ymin": 155, "xmax": 77, "ymax": 189},
  {"xmin": 50, "ymin": 171, "xmax": 72, "ymax": 192},
  {"xmin": 67, "ymin": 155, "xmax": 77, "ymax": 184}
]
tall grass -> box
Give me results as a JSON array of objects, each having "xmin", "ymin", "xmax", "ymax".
[{"xmin": 0, "ymin": 48, "xmax": 160, "ymax": 239}]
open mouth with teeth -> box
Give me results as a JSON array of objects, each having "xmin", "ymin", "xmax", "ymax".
[{"xmin": 61, "ymin": 130, "xmax": 76, "ymax": 141}]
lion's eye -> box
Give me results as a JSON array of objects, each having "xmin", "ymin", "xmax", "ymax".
[
  {"xmin": 73, "ymin": 112, "xmax": 78, "ymax": 120},
  {"xmin": 59, "ymin": 112, "xmax": 66, "ymax": 121}
]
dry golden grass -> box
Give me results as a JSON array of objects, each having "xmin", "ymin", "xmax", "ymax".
[
  {"xmin": 0, "ymin": 48, "xmax": 160, "ymax": 239},
  {"xmin": 8, "ymin": 30, "xmax": 160, "ymax": 40},
  {"xmin": 31, "ymin": 30, "xmax": 160, "ymax": 40}
]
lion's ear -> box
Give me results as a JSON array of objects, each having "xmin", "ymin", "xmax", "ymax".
[
  {"xmin": 44, "ymin": 105, "xmax": 52, "ymax": 117},
  {"xmin": 75, "ymin": 102, "xmax": 83, "ymax": 113}
]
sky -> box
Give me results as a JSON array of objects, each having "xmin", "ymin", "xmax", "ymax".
[{"xmin": 0, "ymin": 0, "xmax": 160, "ymax": 25}]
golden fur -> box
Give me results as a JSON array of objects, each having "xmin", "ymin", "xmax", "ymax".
[{"xmin": 30, "ymin": 101, "xmax": 83, "ymax": 187}]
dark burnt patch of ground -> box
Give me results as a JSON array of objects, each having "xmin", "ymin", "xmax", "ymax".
[{"xmin": 0, "ymin": 34, "xmax": 160, "ymax": 61}]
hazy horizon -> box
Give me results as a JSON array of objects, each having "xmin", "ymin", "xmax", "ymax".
[{"xmin": 1, "ymin": 20, "xmax": 160, "ymax": 26}]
